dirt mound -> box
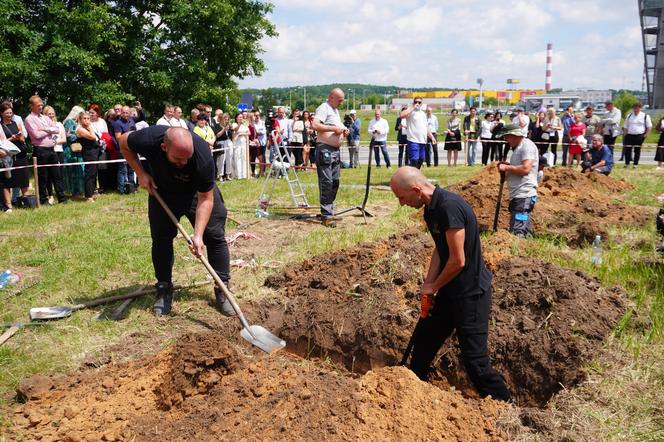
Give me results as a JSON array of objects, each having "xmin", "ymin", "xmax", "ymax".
[
  {"xmin": 433, "ymin": 257, "xmax": 627, "ymax": 407},
  {"xmin": 257, "ymin": 233, "xmax": 627, "ymax": 407},
  {"xmin": 154, "ymin": 331, "xmax": 243, "ymax": 410},
  {"xmin": 448, "ymin": 166, "xmax": 650, "ymax": 245},
  {"xmin": 6, "ymin": 333, "xmax": 507, "ymax": 441}
]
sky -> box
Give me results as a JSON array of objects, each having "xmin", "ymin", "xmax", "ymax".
[{"xmin": 237, "ymin": 0, "xmax": 645, "ymax": 91}]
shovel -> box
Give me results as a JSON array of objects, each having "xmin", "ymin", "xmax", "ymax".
[
  {"xmin": 29, "ymin": 281, "xmax": 210, "ymax": 321},
  {"xmin": 151, "ymin": 189, "xmax": 285, "ymax": 354},
  {"xmin": 493, "ymin": 170, "xmax": 506, "ymax": 232}
]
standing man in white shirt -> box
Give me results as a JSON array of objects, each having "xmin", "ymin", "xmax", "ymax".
[
  {"xmin": 156, "ymin": 105, "xmax": 176, "ymax": 127},
  {"xmin": 425, "ymin": 107, "xmax": 439, "ymax": 167},
  {"xmin": 172, "ymin": 107, "xmax": 189, "ymax": 128},
  {"xmin": 368, "ymin": 109, "xmax": 390, "ymax": 168},
  {"xmin": 312, "ymin": 88, "xmax": 349, "ymax": 228},
  {"xmin": 622, "ymin": 102, "xmax": 652, "ymax": 169},
  {"xmin": 400, "ymin": 97, "xmax": 429, "ymax": 169},
  {"xmin": 599, "ymin": 101, "xmax": 621, "ymax": 157}
]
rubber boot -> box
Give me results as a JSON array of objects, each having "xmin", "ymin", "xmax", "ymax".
[
  {"xmin": 214, "ymin": 286, "xmax": 236, "ymax": 317},
  {"xmin": 153, "ymin": 281, "xmax": 173, "ymax": 316}
]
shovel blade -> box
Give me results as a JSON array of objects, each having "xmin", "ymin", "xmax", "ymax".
[
  {"xmin": 29, "ymin": 307, "xmax": 73, "ymax": 320},
  {"xmin": 240, "ymin": 325, "xmax": 286, "ymax": 354}
]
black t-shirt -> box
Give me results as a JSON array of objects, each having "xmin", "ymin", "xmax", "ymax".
[
  {"xmin": 127, "ymin": 126, "xmax": 215, "ymax": 195},
  {"xmin": 424, "ymin": 187, "xmax": 492, "ymax": 298}
]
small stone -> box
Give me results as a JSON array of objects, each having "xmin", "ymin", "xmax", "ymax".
[
  {"xmin": 28, "ymin": 413, "xmax": 42, "ymax": 427},
  {"xmin": 64, "ymin": 406, "xmax": 79, "ymax": 420},
  {"xmin": 101, "ymin": 430, "xmax": 118, "ymax": 441},
  {"xmin": 299, "ymin": 389, "xmax": 312, "ymax": 400},
  {"xmin": 101, "ymin": 378, "xmax": 114, "ymax": 389}
]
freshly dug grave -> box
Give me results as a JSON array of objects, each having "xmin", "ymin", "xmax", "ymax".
[
  {"xmin": 448, "ymin": 166, "xmax": 650, "ymax": 245},
  {"xmin": 6, "ymin": 331, "xmax": 506, "ymax": 441},
  {"xmin": 256, "ymin": 231, "xmax": 627, "ymax": 407}
]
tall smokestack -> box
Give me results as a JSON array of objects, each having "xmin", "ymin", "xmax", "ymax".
[{"xmin": 545, "ymin": 42, "xmax": 553, "ymax": 92}]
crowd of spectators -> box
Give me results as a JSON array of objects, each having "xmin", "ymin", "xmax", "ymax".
[{"xmin": 0, "ymin": 95, "xmax": 661, "ymax": 213}]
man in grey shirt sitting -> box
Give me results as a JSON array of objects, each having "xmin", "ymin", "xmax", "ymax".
[{"xmin": 497, "ymin": 123, "xmax": 539, "ymax": 238}]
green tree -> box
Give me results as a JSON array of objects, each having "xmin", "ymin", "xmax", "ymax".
[
  {"xmin": 0, "ymin": 0, "xmax": 276, "ymax": 117},
  {"xmin": 613, "ymin": 90, "xmax": 640, "ymax": 116}
]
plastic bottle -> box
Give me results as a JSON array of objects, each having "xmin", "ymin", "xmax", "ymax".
[
  {"xmin": 0, "ymin": 270, "xmax": 12, "ymax": 289},
  {"xmin": 591, "ymin": 235, "xmax": 603, "ymax": 266}
]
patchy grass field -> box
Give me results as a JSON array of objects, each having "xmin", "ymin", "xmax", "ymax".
[{"xmin": 0, "ymin": 162, "xmax": 662, "ymax": 440}]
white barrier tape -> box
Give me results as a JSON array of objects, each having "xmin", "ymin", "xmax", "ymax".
[{"xmin": 1, "ymin": 138, "xmax": 660, "ymax": 173}]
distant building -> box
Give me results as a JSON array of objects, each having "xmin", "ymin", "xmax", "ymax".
[
  {"xmin": 403, "ymin": 89, "xmax": 545, "ymax": 105},
  {"xmin": 568, "ymin": 89, "xmax": 612, "ymax": 104},
  {"xmin": 639, "ymin": 0, "xmax": 664, "ymax": 108},
  {"xmin": 522, "ymin": 94, "xmax": 582, "ymax": 112}
]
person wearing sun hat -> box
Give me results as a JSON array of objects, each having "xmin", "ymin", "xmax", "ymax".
[{"xmin": 497, "ymin": 123, "xmax": 539, "ymax": 238}]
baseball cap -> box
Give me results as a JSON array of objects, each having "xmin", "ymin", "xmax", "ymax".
[
  {"xmin": 498, "ymin": 123, "xmax": 525, "ymax": 137},
  {"xmin": 350, "ymin": 109, "xmax": 356, "ymax": 114}
]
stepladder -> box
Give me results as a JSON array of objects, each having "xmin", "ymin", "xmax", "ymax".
[{"xmin": 256, "ymin": 133, "xmax": 309, "ymax": 216}]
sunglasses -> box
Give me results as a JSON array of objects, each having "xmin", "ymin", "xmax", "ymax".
[{"xmin": 414, "ymin": 101, "xmax": 422, "ymax": 104}]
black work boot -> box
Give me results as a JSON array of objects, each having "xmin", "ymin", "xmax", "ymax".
[
  {"xmin": 214, "ymin": 286, "xmax": 236, "ymax": 317},
  {"xmin": 153, "ymin": 281, "xmax": 173, "ymax": 316}
]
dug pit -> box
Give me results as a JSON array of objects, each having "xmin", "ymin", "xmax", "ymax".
[{"xmin": 254, "ymin": 231, "xmax": 628, "ymax": 407}]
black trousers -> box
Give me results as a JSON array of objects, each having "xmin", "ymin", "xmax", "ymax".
[
  {"xmin": 561, "ymin": 135, "xmax": 570, "ymax": 166},
  {"xmin": 82, "ymin": 147, "xmax": 100, "ymax": 198},
  {"xmin": 33, "ymin": 147, "xmax": 65, "ymax": 203},
  {"xmin": 148, "ymin": 186, "xmax": 230, "ymax": 284},
  {"xmin": 315, "ymin": 143, "xmax": 340, "ymax": 218},
  {"xmin": 603, "ymin": 135, "xmax": 617, "ymax": 156},
  {"xmin": 481, "ymin": 137, "xmax": 493, "ymax": 165},
  {"xmin": 410, "ymin": 289, "xmax": 511, "ymax": 402},
  {"xmin": 623, "ymin": 133, "xmax": 645, "ymax": 166}
]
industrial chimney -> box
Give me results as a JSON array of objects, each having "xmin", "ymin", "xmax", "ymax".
[{"xmin": 545, "ymin": 43, "xmax": 552, "ymax": 92}]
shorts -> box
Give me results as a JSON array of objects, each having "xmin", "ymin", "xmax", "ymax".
[{"xmin": 407, "ymin": 141, "xmax": 427, "ymax": 161}]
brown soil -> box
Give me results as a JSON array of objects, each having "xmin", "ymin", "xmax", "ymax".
[
  {"xmin": 6, "ymin": 331, "xmax": 507, "ymax": 442},
  {"xmin": 4, "ymin": 231, "xmax": 628, "ymax": 440},
  {"xmin": 448, "ymin": 166, "xmax": 651, "ymax": 245}
]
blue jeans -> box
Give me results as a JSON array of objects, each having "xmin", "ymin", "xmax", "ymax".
[
  {"xmin": 117, "ymin": 161, "xmax": 135, "ymax": 193},
  {"xmin": 467, "ymin": 140, "xmax": 478, "ymax": 166},
  {"xmin": 371, "ymin": 140, "xmax": 391, "ymax": 167}
]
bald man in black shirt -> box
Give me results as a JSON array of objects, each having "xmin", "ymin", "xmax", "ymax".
[
  {"xmin": 119, "ymin": 126, "xmax": 234, "ymax": 317},
  {"xmin": 390, "ymin": 166, "xmax": 511, "ymax": 403}
]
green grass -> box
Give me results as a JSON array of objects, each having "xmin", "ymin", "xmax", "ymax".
[{"xmin": 0, "ymin": 164, "xmax": 662, "ymax": 440}]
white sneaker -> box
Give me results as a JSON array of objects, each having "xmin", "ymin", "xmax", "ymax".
[
  {"xmin": 632, "ymin": 165, "xmax": 638, "ymax": 170},
  {"xmin": 48, "ymin": 196, "xmax": 55, "ymax": 205},
  {"xmin": 4, "ymin": 208, "xmax": 12, "ymax": 214},
  {"xmin": 656, "ymin": 167, "xmax": 663, "ymax": 171}
]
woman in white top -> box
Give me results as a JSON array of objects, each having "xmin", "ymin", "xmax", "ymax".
[
  {"xmin": 543, "ymin": 107, "xmax": 562, "ymax": 165},
  {"xmin": 290, "ymin": 111, "xmax": 305, "ymax": 166},
  {"xmin": 480, "ymin": 112, "xmax": 495, "ymax": 165},
  {"xmin": 231, "ymin": 112, "xmax": 250, "ymax": 179}
]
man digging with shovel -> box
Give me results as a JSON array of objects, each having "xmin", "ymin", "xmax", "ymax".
[
  {"xmin": 497, "ymin": 123, "xmax": 539, "ymax": 238},
  {"xmin": 392, "ymin": 167, "xmax": 511, "ymax": 403},
  {"xmin": 119, "ymin": 126, "xmax": 235, "ymax": 317}
]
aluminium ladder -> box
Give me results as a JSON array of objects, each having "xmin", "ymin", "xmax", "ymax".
[{"xmin": 256, "ymin": 133, "xmax": 309, "ymax": 216}]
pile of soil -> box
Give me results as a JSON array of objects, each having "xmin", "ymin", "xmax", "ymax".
[
  {"xmin": 433, "ymin": 257, "xmax": 627, "ymax": 407},
  {"xmin": 154, "ymin": 332, "xmax": 243, "ymax": 410},
  {"xmin": 6, "ymin": 332, "xmax": 506, "ymax": 441},
  {"xmin": 448, "ymin": 167, "xmax": 650, "ymax": 245}
]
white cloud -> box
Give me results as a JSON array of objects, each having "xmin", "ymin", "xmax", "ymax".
[{"xmin": 240, "ymin": 0, "xmax": 644, "ymax": 91}]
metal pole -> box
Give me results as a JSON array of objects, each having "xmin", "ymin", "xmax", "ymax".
[{"xmin": 32, "ymin": 156, "xmax": 40, "ymax": 207}]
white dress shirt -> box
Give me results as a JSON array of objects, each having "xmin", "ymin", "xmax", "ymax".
[
  {"xmin": 623, "ymin": 111, "xmax": 652, "ymax": 135},
  {"xmin": 368, "ymin": 117, "xmax": 389, "ymax": 142}
]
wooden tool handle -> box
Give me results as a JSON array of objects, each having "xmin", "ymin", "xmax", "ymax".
[{"xmin": 0, "ymin": 325, "xmax": 20, "ymax": 346}]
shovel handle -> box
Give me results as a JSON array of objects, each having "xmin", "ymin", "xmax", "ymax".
[
  {"xmin": 0, "ymin": 325, "xmax": 20, "ymax": 346},
  {"xmin": 492, "ymin": 172, "xmax": 506, "ymax": 232},
  {"xmin": 151, "ymin": 190, "xmax": 256, "ymax": 339},
  {"xmin": 76, "ymin": 281, "xmax": 211, "ymax": 310}
]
